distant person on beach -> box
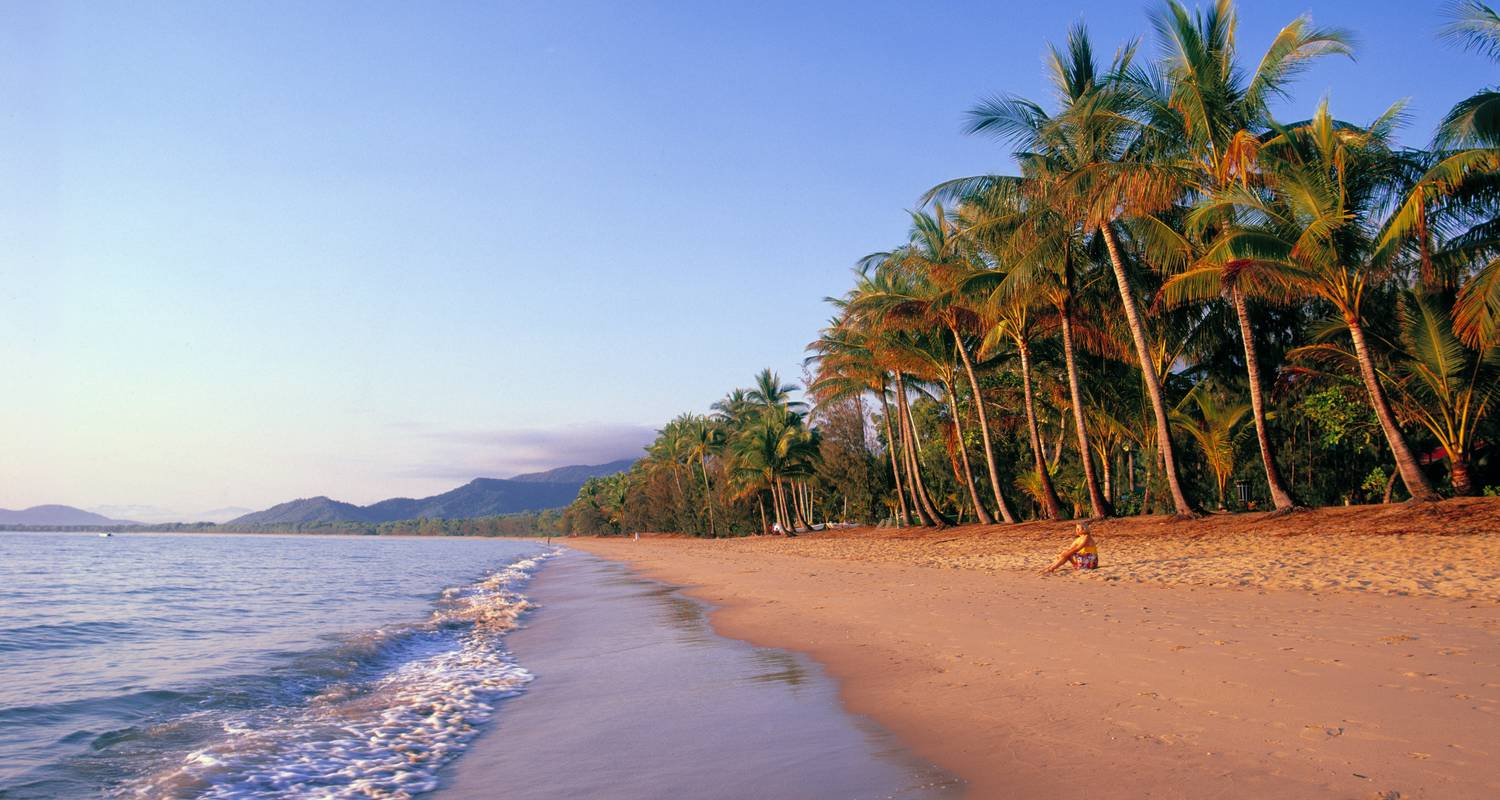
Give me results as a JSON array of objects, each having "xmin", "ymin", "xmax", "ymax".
[{"xmin": 1040, "ymin": 523, "xmax": 1099, "ymax": 574}]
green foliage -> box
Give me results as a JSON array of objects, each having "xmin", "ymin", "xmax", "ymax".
[
  {"xmin": 1362, "ymin": 466, "xmax": 1391, "ymax": 495},
  {"xmin": 1302, "ymin": 387, "xmax": 1378, "ymax": 450},
  {"xmin": 562, "ymin": 369, "xmax": 827, "ymax": 536}
]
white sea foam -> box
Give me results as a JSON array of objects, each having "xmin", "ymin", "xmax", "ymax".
[{"xmin": 119, "ymin": 550, "xmax": 555, "ymax": 799}]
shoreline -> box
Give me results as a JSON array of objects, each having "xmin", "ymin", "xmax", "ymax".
[
  {"xmin": 442, "ymin": 549, "xmax": 955, "ymax": 799},
  {"xmin": 566, "ymin": 526, "xmax": 1500, "ymax": 799}
]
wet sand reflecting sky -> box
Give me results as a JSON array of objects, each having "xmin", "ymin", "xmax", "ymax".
[{"xmin": 440, "ymin": 550, "xmax": 960, "ymax": 800}]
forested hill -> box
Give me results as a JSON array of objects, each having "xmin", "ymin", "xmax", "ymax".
[
  {"xmin": 0, "ymin": 505, "xmax": 138, "ymax": 526},
  {"xmin": 508, "ymin": 459, "xmax": 636, "ymax": 483},
  {"xmin": 230, "ymin": 460, "xmax": 635, "ymax": 525}
]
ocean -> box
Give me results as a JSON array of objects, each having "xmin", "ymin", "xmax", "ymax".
[{"xmin": 0, "ymin": 531, "xmax": 953, "ymax": 799}]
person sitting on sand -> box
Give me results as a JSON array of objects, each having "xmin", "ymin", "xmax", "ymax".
[{"xmin": 1040, "ymin": 523, "xmax": 1099, "ymax": 574}]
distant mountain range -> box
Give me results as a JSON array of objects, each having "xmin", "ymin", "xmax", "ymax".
[
  {"xmin": 88, "ymin": 504, "xmax": 256, "ymax": 525},
  {"xmin": 0, "ymin": 505, "xmax": 138, "ymax": 526},
  {"xmin": 229, "ymin": 459, "xmax": 634, "ymax": 525}
]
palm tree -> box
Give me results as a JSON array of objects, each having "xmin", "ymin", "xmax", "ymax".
[
  {"xmin": 1053, "ymin": 37, "xmax": 1201, "ymax": 517},
  {"xmin": 1295, "ymin": 291, "xmax": 1499, "ymax": 495},
  {"xmin": 919, "ymin": 331, "xmax": 995, "ymax": 525},
  {"xmin": 1200, "ymin": 102, "xmax": 1442, "ymax": 501},
  {"xmin": 1171, "ymin": 385, "xmax": 1251, "ymax": 509},
  {"xmin": 729, "ymin": 420, "xmax": 791, "ymax": 535},
  {"xmin": 949, "ymin": 23, "xmax": 1199, "ymax": 515},
  {"xmin": 807, "ymin": 309, "xmax": 912, "ymax": 526},
  {"xmin": 911, "ymin": 210, "xmax": 1025, "ymax": 523},
  {"xmin": 576, "ymin": 474, "xmax": 627, "ymax": 534},
  {"xmin": 684, "ymin": 415, "xmax": 725, "ymax": 536},
  {"xmin": 953, "ymin": 179, "xmax": 1114, "ymax": 517},
  {"xmin": 885, "ymin": 347, "xmax": 956, "ymax": 527},
  {"xmin": 1145, "ymin": 0, "xmax": 1350, "ymax": 513},
  {"xmin": 845, "ymin": 260, "xmax": 964, "ymax": 526},
  {"xmin": 978, "ymin": 278, "xmax": 1068, "ymax": 518},
  {"xmin": 646, "ymin": 415, "xmax": 697, "ymax": 528},
  {"xmin": 711, "ymin": 388, "xmax": 755, "ymax": 427},
  {"xmin": 853, "ymin": 222, "xmax": 1018, "ymax": 524},
  {"xmin": 746, "ymin": 368, "xmax": 806, "ymax": 414}
]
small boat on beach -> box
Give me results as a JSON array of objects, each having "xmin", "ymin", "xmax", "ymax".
[{"xmin": 98, "ymin": 532, "xmax": 112, "ymax": 538}]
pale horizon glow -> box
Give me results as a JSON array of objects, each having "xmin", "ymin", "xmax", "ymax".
[{"xmin": 0, "ymin": 1, "xmax": 1480, "ymax": 518}]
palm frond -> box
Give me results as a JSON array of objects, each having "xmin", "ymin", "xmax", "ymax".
[
  {"xmin": 1440, "ymin": 1, "xmax": 1500, "ymax": 60},
  {"xmin": 1454, "ymin": 256, "xmax": 1500, "ymax": 347}
]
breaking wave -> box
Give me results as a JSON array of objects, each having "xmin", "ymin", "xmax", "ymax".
[{"xmin": 115, "ymin": 550, "xmax": 554, "ymax": 799}]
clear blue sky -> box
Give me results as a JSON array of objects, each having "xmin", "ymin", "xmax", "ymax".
[{"xmin": 0, "ymin": 1, "xmax": 1482, "ymax": 519}]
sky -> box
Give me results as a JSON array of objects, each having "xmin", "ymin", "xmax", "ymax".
[{"xmin": 0, "ymin": 0, "xmax": 1485, "ymax": 520}]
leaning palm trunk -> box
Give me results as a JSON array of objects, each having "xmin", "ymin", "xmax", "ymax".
[
  {"xmin": 1346, "ymin": 318, "xmax": 1441, "ymax": 502},
  {"xmin": 893, "ymin": 373, "xmax": 935, "ymax": 525},
  {"xmin": 1099, "ymin": 443, "xmax": 1113, "ymax": 500},
  {"xmin": 901, "ymin": 428, "xmax": 939, "ymax": 525},
  {"xmin": 943, "ymin": 377, "xmax": 995, "ymax": 524},
  {"xmin": 670, "ymin": 468, "xmax": 689, "ymax": 527},
  {"xmin": 769, "ymin": 482, "xmax": 785, "ymax": 533},
  {"xmin": 774, "ymin": 478, "xmax": 797, "ymax": 534},
  {"xmin": 699, "ymin": 454, "xmax": 717, "ymax": 536},
  {"xmin": 895, "ymin": 372, "xmax": 950, "ymax": 526},
  {"xmin": 1058, "ymin": 308, "xmax": 1113, "ymax": 517},
  {"xmin": 952, "ymin": 328, "xmax": 1018, "ymax": 523},
  {"xmin": 769, "ymin": 483, "xmax": 785, "ymax": 533},
  {"xmin": 1100, "ymin": 225, "xmax": 1197, "ymax": 516},
  {"xmin": 757, "ymin": 495, "xmax": 769, "ymax": 536},
  {"xmin": 878, "ymin": 381, "xmax": 911, "ymax": 526},
  {"xmin": 788, "ymin": 479, "xmax": 814, "ymax": 531},
  {"xmin": 798, "ymin": 482, "xmax": 807, "ymax": 522},
  {"xmin": 893, "ymin": 373, "xmax": 929, "ymax": 523},
  {"xmin": 1230, "ymin": 286, "xmax": 1298, "ymax": 512},
  {"xmin": 904, "ymin": 400, "xmax": 950, "ymax": 525},
  {"xmin": 1018, "ymin": 341, "xmax": 1066, "ymax": 519}
]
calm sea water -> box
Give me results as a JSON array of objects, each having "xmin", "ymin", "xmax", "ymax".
[{"xmin": 0, "ymin": 531, "xmax": 550, "ymax": 799}]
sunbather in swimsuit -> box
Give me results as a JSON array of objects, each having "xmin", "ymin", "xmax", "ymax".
[{"xmin": 1041, "ymin": 524, "xmax": 1100, "ymax": 574}]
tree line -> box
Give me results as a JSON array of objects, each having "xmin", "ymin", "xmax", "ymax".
[{"xmin": 564, "ymin": 1, "xmax": 1500, "ymax": 536}]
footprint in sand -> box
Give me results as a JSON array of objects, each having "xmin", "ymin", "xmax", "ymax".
[{"xmin": 1300, "ymin": 724, "xmax": 1345, "ymax": 740}]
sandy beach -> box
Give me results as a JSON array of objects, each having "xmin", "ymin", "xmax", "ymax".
[{"xmin": 567, "ymin": 499, "xmax": 1500, "ymax": 799}]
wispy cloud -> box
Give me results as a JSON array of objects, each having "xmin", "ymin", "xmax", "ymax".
[{"xmin": 394, "ymin": 423, "xmax": 655, "ymax": 480}]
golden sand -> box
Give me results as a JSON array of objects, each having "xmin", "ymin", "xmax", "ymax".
[
  {"xmin": 567, "ymin": 498, "xmax": 1500, "ymax": 799},
  {"xmin": 653, "ymin": 497, "xmax": 1500, "ymax": 602}
]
